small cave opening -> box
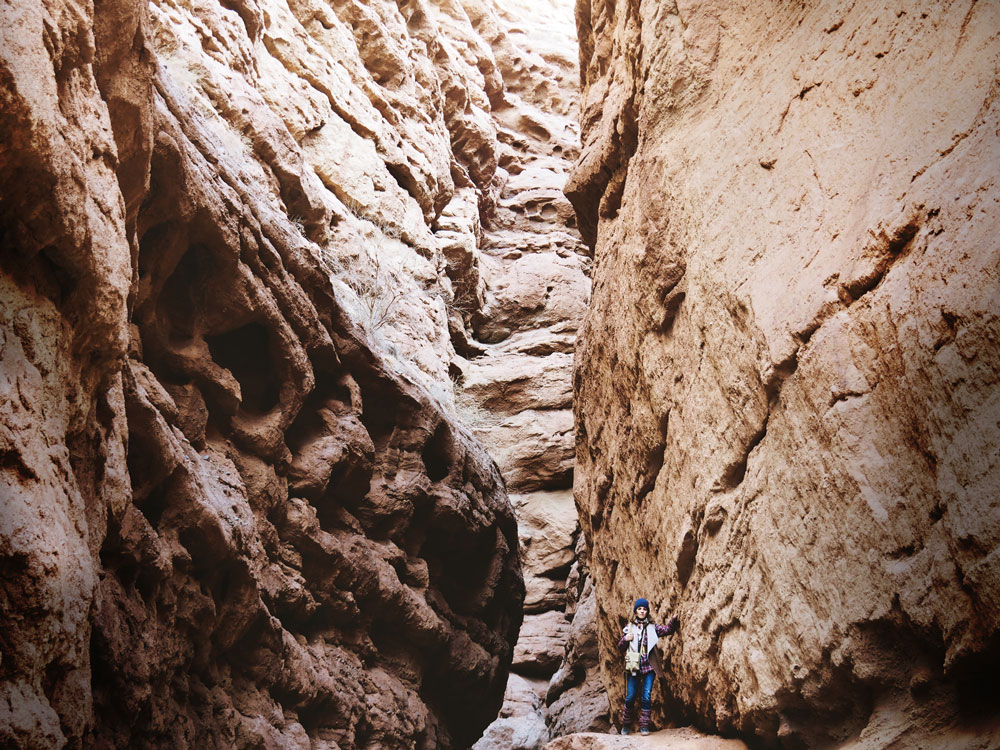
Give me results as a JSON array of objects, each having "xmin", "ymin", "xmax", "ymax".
[
  {"xmin": 205, "ymin": 322, "xmax": 280, "ymax": 416},
  {"xmin": 358, "ymin": 379, "xmax": 400, "ymax": 451},
  {"xmin": 421, "ymin": 422, "xmax": 454, "ymax": 482},
  {"xmin": 420, "ymin": 524, "xmax": 498, "ymax": 617},
  {"xmin": 137, "ymin": 480, "xmax": 171, "ymax": 531},
  {"xmin": 155, "ymin": 243, "xmax": 217, "ymax": 344},
  {"xmin": 35, "ymin": 245, "xmax": 77, "ymax": 309}
]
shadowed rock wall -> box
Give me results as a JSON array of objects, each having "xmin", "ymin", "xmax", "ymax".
[
  {"xmin": 569, "ymin": 0, "xmax": 1000, "ymax": 747},
  {"xmin": 0, "ymin": 0, "xmax": 531, "ymax": 747}
]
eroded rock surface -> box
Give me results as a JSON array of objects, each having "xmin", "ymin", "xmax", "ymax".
[
  {"xmin": 570, "ymin": 0, "xmax": 1000, "ymax": 747},
  {"xmin": 442, "ymin": 0, "xmax": 605, "ymax": 746},
  {"xmin": 0, "ymin": 0, "xmax": 551, "ymax": 746},
  {"xmin": 543, "ymin": 727, "xmax": 747, "ymax": 750}
]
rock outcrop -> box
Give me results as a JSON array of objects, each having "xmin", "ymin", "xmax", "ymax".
[
  {"xmin": 0, "ymin": 0, "xmax": 573, "ymax": 746},
  {"xmin": 570, "ymin": 0, "xmax": 1000, "ymax": 747}
]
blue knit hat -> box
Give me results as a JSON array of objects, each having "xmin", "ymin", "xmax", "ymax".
[{"xmin": 633, "ymin": 598, "xmax": 650, "ymax": 611}]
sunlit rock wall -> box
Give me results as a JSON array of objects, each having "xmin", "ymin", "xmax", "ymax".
[
  {"xmin": 449, "ymin": 1, "xmax": 606, "ymax": 747},
  {"xmin": 568, "ymin": 0, "xmax": 1000, "ymax": 747}
]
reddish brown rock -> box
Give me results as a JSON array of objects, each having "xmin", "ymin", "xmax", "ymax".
[
  {"xmin": 570, "ymin": 0, "xmax": 1000, "ymax": 747},
  {"xmin": 0, "ymin": 0, "xmax": 528, "ymax": 747}
]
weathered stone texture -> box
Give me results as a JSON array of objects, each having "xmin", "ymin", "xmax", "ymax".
[
  {"xmin": 543, "ymin": 726, "xmax": 747, "ymax": 750},
  {"xmin": 570, "ymin": 0, "xmax": 1000, "ymax": 747},
  {"xmin": 0, "ymin": 0, "xmax": 536, "ymax": 747},
  {"xmin": 447, "ymin": 0, "xmax": 605, "ymax": 746}
]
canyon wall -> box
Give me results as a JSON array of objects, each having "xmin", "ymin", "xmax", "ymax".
[
  {"xmin": 0, "ymin": 0, "xmax": 593, "ymax": 745},
  {"xmin": 442, "ymin": 1, "xmax": 606, "ymax": 746},
  {"xmin": 569, "ymin": 0, "xmax": 1000, "ymax": 747}
]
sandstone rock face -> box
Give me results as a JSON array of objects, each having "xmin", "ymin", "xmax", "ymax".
[
  {"xmin": 570, "ymin": 0, "xmax": 1000, "ymax": 747},
  {"xmin": 473, "ymin": 674, "xmax": 551, "ymax": 750},
  {"xmin": 0, "ymin": 0, "xmax": 562, "ymax": 746},
  {"xmin": 436, "ymin": 0, "xmax": 606, "ymax": 745},
  {"xmin": 543, "ymin": 727, "xmax": 747, "ymax": 750}
]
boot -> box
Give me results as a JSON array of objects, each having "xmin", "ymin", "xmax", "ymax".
[
  {"xmin": 620, "ymin": 703, "xmax": 634, "ymax": 735},
  {"xmin": 639, "ymin": 708, "xmax": 652, "ymax": 736}
]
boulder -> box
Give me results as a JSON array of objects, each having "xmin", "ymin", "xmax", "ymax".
[{"xmin": 514, "ymin": 610, "xmax": 573, "ymax": 677}]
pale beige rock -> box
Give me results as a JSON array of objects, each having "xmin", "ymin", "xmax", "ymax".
[
  {"xmin": 473, "ymin": 673, "xmax": 551, "ymax": 750},
  {"xmin": 460, "ymin": 351, "xmax": 575, "ymax": 415},
  {"xmin": 474, "ymin": 713, "xmax": 551, "ymax": 750},
  {"xmin": 476, "ymin": 408, "xmax": 576, "ymax": 492},
  {"xmin": 570, "ymin": 0, "xmax": 1000, "ymax": 747},
  {"xmin": 501, "ymin": 674, "xmax": 551, "ymax": 719},
  {"xmin": 514, "ymin": 610, "xmax": 572, "ymax": 676},
  {"xmin": 446, "ymin": 0, "xmax": 602, "ymax": 744},
  {"xmin": 543, "ymin": 727, "xmax": 748, "ymax": 750},
  {"xmin": 515, "ymin": 490, "xmax": 580, "ymax": 612}
]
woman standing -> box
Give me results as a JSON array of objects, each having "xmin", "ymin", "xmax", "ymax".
[{"xmin": 618, "ymin": 598, "xmax": 679, "ymax": 735}]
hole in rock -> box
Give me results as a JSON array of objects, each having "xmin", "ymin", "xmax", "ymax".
[
  {"xmin": 157, "ymin": 244, "xmax": 219, "ymax": 343},
  {"xmin": 205, "ymin": 322, "xmax": 280, "ymax": 415},
  {"xmin": 42, "ymin": 659, "xmax": 67, "ymax": 707},
  {"xmin": 98, "ymin": 515, "xmax": 142, "ymax": 593},
  {"xmin": 0, "ymin": 447, "xmax": 38, "ymax": 481},
  {"xmin": 138, "ymin": 480, "xmax": 170, "ymax": 530},
  {"xmin": 421, "ymin": 422, "xmax": 454, "ymax": 482},
  {"xmin": 636, "ymin": 442, "xmax": 665, "ymax": 502},
  {"xmin": 498, "ymin": 152, "xmax": 523, "ymax": 174},
  {"xmin": 136, "ymin": 221, "xmax": 173, "ymax": 279},
  {"xmin": 359, "ymin": 379, "xmax": 400, "ymax": 451},
  {"xmin": 285, "ymin": 371, "xmax": 354, "ymax": 454},
  {"xmin": 518, "ymin": 117, "xmax": 551, "ymax": 141},
  {"xmin": 313, "ymin": 460, "xmax": 376, "ymax": 532},
  {"xmin": 422, "ymin": 527, "xmax": 496, "ymax": 616}
]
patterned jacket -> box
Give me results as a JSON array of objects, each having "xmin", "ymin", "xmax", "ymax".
[{"xmin": 617, "ymin": 616, "xmax": 679, "ymax": 674}]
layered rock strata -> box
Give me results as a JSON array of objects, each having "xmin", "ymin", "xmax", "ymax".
[
  {"xmin": 570, "ymin": 0, "xmax": 1000, "ymax": 748},
  {"xmin": 437, "ymin": 1, "xmax": 610, "ymax": 747},
  {"xmin": 0, "ymin": 0, "xmax": 572, "ymax": 746}
]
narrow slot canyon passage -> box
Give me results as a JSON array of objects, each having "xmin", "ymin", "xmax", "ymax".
[{"xmin": 2, "ymin": 0, "xmax": 999, "ymax": 749}]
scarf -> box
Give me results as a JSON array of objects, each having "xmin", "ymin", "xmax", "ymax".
[{"xmin": 627, "ymin": 619, "xmax": 659, "ymax": 655}]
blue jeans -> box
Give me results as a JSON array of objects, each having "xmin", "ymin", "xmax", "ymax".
[{"xmin": 624, "ymin": 669, "xmax": 655, "ymax": 711}]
